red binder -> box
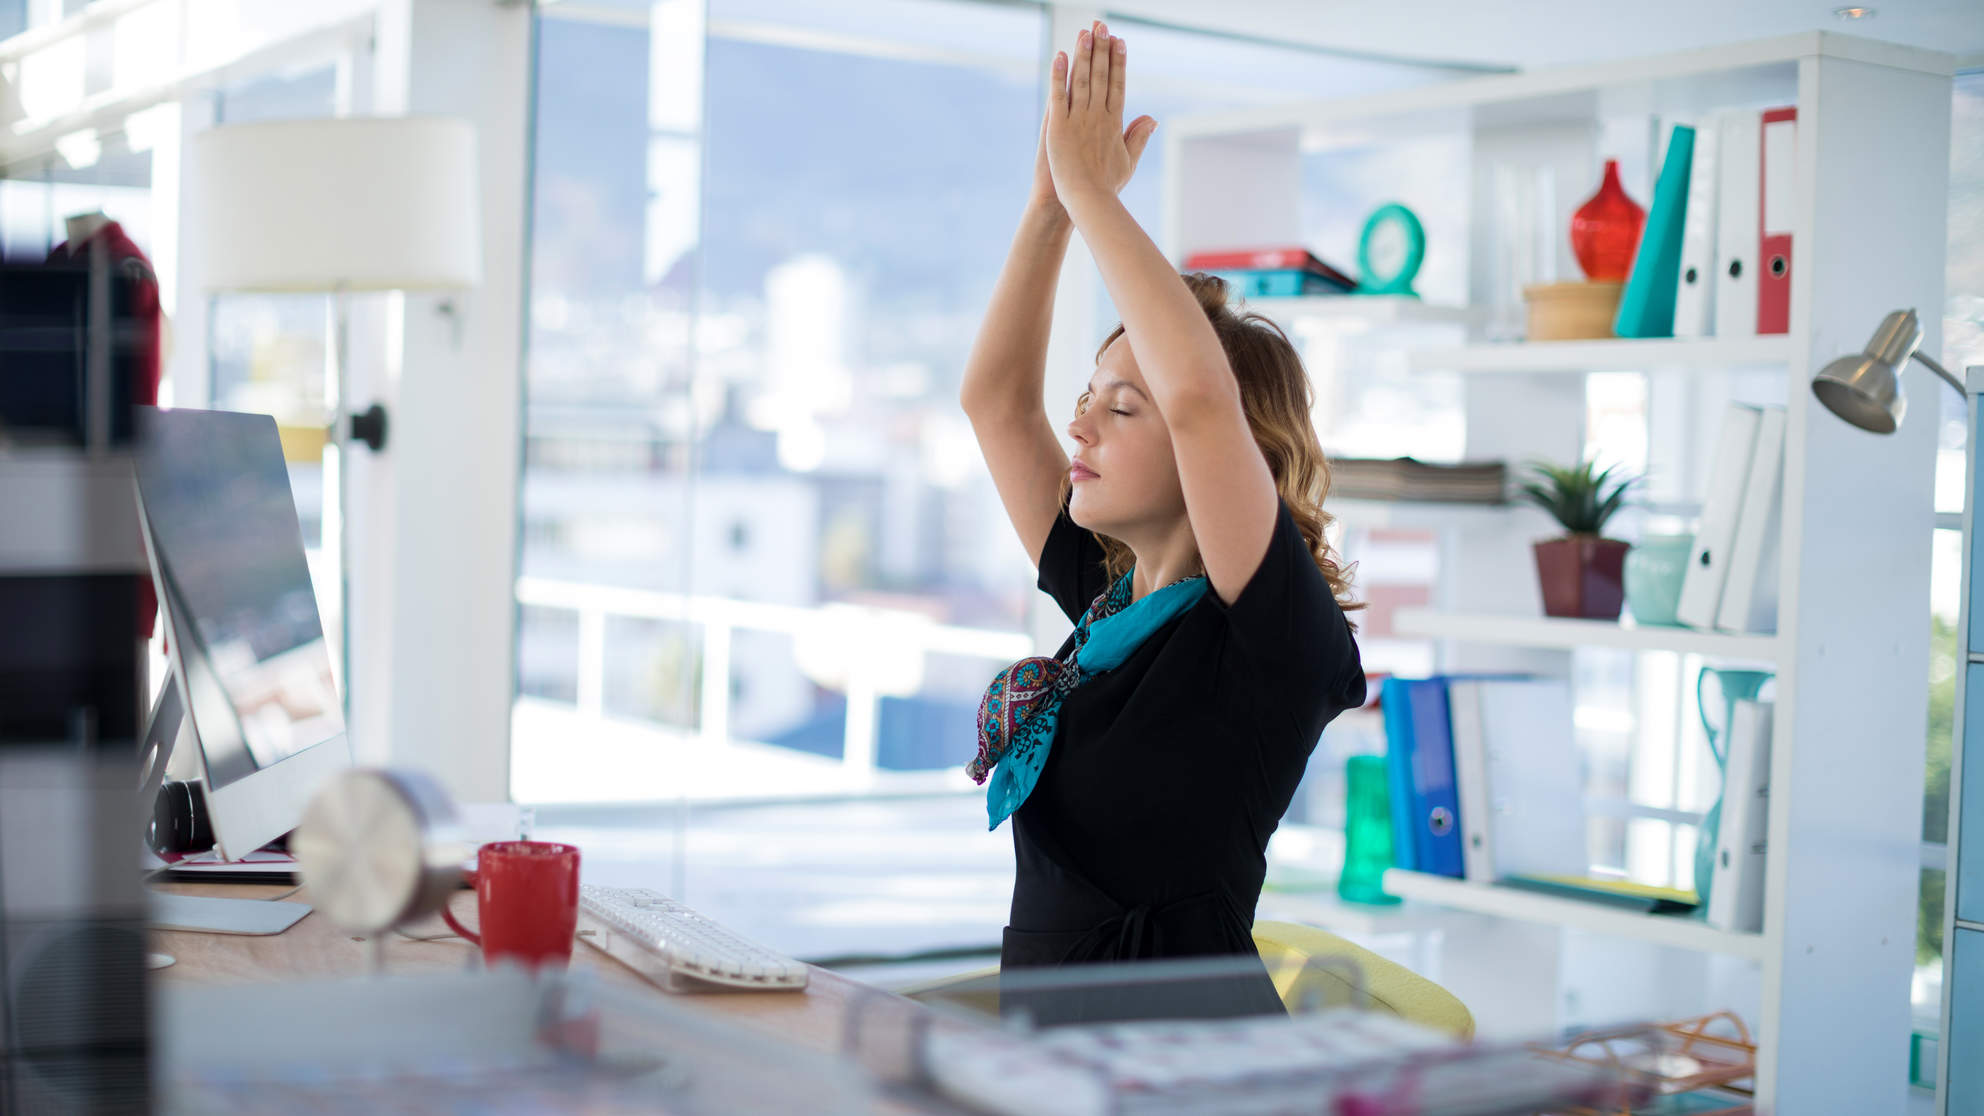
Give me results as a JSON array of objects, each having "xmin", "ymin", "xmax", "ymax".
[
  {"xmin": 1757, "ymin": 107, "xmax": 1796, "ymax": 335},
  {"xmin": 1184, "ymin": 246, "xmax": 1313, "ymax": 270}
]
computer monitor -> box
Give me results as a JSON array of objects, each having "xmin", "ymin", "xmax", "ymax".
[{"xmin": 132, "ymin": 406, "xmax": 352, "ymax": 860}]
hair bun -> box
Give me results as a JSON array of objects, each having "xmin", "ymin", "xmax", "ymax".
[{"xmin": 1180, "ymin": 271, "xmax": 1233, "ymax": 316}]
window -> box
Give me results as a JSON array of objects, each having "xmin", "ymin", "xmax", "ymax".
[
  {"xmin": 1916, "ymin": 65, "xmax": 1984, "ymax": 1040},
  {"xmin": 516, "ymin": 0, "xmax": 1045, "ymax": 802}
]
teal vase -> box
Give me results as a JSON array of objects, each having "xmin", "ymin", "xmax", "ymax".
[
  {"xmin": 1625, "ymin": 533, "xmax": 1694, "ymax": 627},
  {"xmin": 1339, "ymin": 755, "xmax": 1401, "ymax": 906},
  {"xmin": 1691, "ymin": 668, "xmax": 1774, "ymax": 914}
]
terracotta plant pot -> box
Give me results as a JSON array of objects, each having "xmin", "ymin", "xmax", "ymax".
[{"xmin": 1533, "ymin": 536, "xmax": 1630, "ymax": 620}]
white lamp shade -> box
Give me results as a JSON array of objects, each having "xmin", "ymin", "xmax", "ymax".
[{"xmin": 188, "ymin": 117, "xmax": 482, "ymax": 293}]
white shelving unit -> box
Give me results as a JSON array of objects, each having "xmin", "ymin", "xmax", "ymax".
[
  {"xmin": 1164, "ymin": 32, "xmax": 1956, "ymax": 1112},
  {"xmin": 1381, "ymin": 869, "xmax": 1768, "ymax": 961},
  {"xmin": 1241, "ymin": 294, "xmax": 1479, "ymax": 328},
  {"xmin": 1325, "ymin": 497, "xmax": 1516, "ymax": 531},
  {"xmin": 1406, "ymin": 334, "xmax": 1793, "ymax": 375},
  {"xmin": 1393, "ymin": 608, "xmax": 1781, "ymax": 661}
]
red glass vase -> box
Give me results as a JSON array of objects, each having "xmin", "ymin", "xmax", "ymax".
[{"xmin": 1570, "ymin": 159, "xmax": 1646, "ymax": 281}]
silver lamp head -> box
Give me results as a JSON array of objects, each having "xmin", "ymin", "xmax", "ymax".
[{"xmin": 1810, "ymin": 308, "xmax": 1923, "ymax": 435}]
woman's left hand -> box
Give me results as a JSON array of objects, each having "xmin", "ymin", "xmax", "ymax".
[{"xmin": 1045, "ymin": 21, "xmax": 1157, "ymax": 208}]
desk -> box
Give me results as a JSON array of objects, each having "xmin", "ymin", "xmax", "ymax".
[{"xmin": 151, "ymin": 880, "xmax": 912, "ymax": 1063}]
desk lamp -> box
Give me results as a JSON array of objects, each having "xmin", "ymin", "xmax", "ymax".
[{"xmin": 1811, "ymin": 308, "xmax": 1962, "ymax": 433}]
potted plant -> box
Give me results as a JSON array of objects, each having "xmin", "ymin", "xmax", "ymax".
[{"xmin": 1518, "ymin": 457, "xmax": 1642, "ymax": 621}]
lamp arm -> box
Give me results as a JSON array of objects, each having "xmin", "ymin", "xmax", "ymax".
[{"xmin": 1912, "ymin": 350, "xmax": 1965, "ymax": 398}]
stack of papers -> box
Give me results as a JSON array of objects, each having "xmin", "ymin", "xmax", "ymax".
[{"xmin": 922, "ymin": 1009, "xmax": 1638, "ymax": 1116}]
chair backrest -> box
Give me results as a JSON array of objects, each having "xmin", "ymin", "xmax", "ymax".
[
  {"xmin": 1252, "ymin": 919, "xmax": 1475, "ymax": 1040},
  {"xmin": 898, "ymin": 925, "xmax": 1473, "ymax": 1040}
]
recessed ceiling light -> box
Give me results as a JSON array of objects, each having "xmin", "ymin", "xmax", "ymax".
[{"xmin": 1834, "ymin": 6, "xmax": 1877, "ymax": 18}]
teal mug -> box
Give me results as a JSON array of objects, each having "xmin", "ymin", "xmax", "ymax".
[{"xmin": 1624, "ymin": 533, "xmax": 1694, "ymax": 627}]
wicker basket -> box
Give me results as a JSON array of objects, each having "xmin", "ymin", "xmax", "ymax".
[{"xmin": 1523, "ymin": 280, "xmax": 1624, "ymax": 341}]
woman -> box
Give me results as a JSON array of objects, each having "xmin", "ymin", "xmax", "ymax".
[{"xmin": 958, "ymin": 21, "xmax": 1368, "ymax": 1020}]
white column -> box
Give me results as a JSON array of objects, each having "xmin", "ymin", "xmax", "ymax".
[
  {"xmin": 352, "ymin": 0, "xmax": 533, "ymax": 802},
  {"xmin": 1759, "ymin": 53, "xmax": 1950, "ymax": 1113}
]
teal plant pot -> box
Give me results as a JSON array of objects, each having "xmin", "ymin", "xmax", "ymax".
[{"xmin": 1624, "ymin": 532, "xmax": 1694, "ymax": 627}]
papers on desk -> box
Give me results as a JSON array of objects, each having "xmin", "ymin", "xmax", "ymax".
[
  {"xmin": 145, "ymin": 846, "xmax": 299, "ymax": 885},
  {"xmin": 922, "ymin": 1009, "xmax": 1643, "ymax": 1116}
]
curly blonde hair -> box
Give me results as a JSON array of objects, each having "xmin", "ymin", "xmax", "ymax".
[{"xmin": 1067, "ymin": 272, "xmax": 1362, "ymax": 630}]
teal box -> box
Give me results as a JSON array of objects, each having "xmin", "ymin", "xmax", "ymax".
[{"xmin": 1212, "ymin": 269, "xmax": 1344, "ymax": 298}]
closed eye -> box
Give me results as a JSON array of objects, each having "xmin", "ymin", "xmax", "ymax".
[{"xmin": 1109, "ymin": 408, "xmax": 1132, "ymax": 416}]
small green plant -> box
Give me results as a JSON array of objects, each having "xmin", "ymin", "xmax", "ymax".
[{"xmin": 1518, "ymin": 457, "xmax": 1641, "ymax": 538}]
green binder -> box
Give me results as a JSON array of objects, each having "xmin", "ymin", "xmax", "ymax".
[{"xmin": 1613, "ymin": 124, "xmax": 1696, "ymax": 339}]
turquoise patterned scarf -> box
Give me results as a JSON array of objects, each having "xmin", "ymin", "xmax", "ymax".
[{"xmin": 968, "ymin": 569, "xmax": 1210, "ymax": 830}]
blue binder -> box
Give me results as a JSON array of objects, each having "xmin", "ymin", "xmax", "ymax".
[
  {"xmin": 1380, "ymin": 677, "xmax": 1423, "ymax": 872},
  {"xmin": 1381, "ymin": 677, "xmax": 1466, "ymax": 878},
  {"xmin": 1614, "ymin": 123, "xmax": 1697, "ymax": 339}
]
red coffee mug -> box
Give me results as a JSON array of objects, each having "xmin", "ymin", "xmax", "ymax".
[{"xmin": 441, "ymin": 840, "xmax": 581, "ymax": 969}]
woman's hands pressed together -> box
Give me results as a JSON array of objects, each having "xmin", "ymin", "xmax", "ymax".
[{"xmin": 1045, "ymin": 21, "xmax": 1158, "ymax": 212}]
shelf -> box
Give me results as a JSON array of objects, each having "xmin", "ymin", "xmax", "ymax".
[
  {"xmin": 1241, "ymin": 295, "xmax": 1479, "ymax": 328},
  {"xmin": 1393, "ymin": 608, "xmax": 1781, "ymax": 660},
  {"xmin": 1405, "ymin": 335, "xmax": 1793, "ymax": 375},
  {"xmin": 1380, "ymin": 870, "xmax": 1768, "ymax": 960},
  {"xmin": 1326, "ymin": 497, "xmax": 1520, "ymax": 530}
]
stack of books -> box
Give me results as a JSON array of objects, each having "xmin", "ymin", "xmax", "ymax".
[
  {"xmin": 1328, "ymin": 457, "xmax": 1507, "ymax": 504},
  {"xmin": 1182, "ymin": 246, "xmax": 1356, "ymax": 298}
]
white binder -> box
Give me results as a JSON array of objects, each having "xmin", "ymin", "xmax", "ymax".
[
  {"xmin": 1716, "ymin": 406, "xmax": 1786, "ymax": 634},
  {"xmin": 1448, "ymin": 682, "xmax": 1494, "ymax": 884},
  {"xmin": 1677, "ymin": 403, "xmax": 1762, "ymax": 630},
  {"xmin": 1706, "ymin": 700, "xmax": 1773, "ymax": 933},
  {"xmin": 1672, "ymin": 111, "xmax": 1721, "ymax": 339},
  {"xmin": 1447, "ymin": 678, "xmax": 1585, "ymax": 884},
  {"xmin": 1712, "ymin": 109, "xmax": 1762, "ymax": 338}
]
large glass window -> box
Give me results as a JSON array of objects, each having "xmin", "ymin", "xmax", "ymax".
[{"xmin": 516, "ymin": 0, "xmax": 1044, "ymax": 804}]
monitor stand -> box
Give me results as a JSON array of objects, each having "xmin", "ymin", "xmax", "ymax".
[
  {"xmin": 137, "ymin": 670, "xmax": 183, "ymax": 811},
  {"xmin": 138, "ymin": 670, "xmax": 312, "ymax": 937}
]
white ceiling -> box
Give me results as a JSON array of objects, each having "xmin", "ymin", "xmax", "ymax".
[{"xmin": 1097, "ymin": 0, "xmax": 1984, "ymax": 72}]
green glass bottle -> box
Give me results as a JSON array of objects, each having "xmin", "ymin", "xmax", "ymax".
[{"xmin": 1338, "ymin": 754, "xmax": 1401, "ymax": 906}]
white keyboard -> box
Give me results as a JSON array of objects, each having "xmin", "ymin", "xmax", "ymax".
[{"xmin": 576, "ymin": 885, "xmax": 809, "ymax": 992}]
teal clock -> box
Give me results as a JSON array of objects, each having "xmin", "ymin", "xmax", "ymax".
[{"xmin": 1356, "ymin": 203, "xmax": 1426, "ymax": 297}]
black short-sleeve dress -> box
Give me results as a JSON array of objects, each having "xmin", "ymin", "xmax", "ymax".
[{"xmin": 1000, "ymin": 495, "xmax": 1367, "ymax": 1019}]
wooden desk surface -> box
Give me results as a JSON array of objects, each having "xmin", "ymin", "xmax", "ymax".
[{"xmin": 149, "ymin": 881, "xmax": 900, "ymax": 1059}]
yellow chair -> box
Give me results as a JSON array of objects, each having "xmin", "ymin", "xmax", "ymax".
[
  {"xmin": 897, "ymin": 920, "xmax": 1473, "ymax": 1041},
  {"xmin": 1252, "ymin": 919, "xmax": 1473, "ymax": 1040}
]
